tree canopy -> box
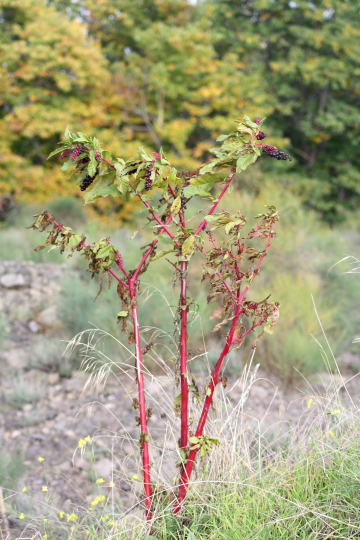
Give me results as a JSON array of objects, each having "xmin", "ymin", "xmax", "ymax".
[{"xmin": 1, "ymin": 0, "xmax": 359, "ymax": 221}]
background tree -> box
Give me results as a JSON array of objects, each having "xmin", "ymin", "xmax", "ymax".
[
  {"xmin": 208, "ymin": 0, "xmax": 360, "ymax": 221},
  {"xmin": 0, "ymin": 0, "xmax": 111, "ymax": 202}
]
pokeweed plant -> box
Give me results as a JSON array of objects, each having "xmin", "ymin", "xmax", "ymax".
[{"xmin": 28, "ymin": 115, "xmax": 291, "ymax": 521}]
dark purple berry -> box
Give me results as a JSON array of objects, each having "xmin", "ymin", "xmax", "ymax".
[
  {"xmin": 144, "ymin": 164, "xmax": 153, "ymax": 190},
  {"xmin": 80, "ymin": 170, "xmax": 98, "ymax": 191},
  {"xmin": 256, "ymin": 131, "xmax": 267, "ymax": 140}
]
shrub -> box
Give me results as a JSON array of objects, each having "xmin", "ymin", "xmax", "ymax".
[{"xmin": 28, "ymin": 115, "xmax": 290, "ymax": 520}]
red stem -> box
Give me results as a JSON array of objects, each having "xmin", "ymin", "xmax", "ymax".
[
  {"xmin": 174, "ymin": 218, "xmax": 277, "ymax": 512},
  {"xmin": 131, "ymin": 297, "xmax": 153, "ymax": 520},
  {"xmin": 180, "ymin": 261, "xmax": 189, "ymax": 450},
  {"xmin": 194, "ymin": 170, "xmax": 236, "ymax": 237},
  {"xmin": 175, "ymin": 287, "xmax": 242, "ymax": 513}
]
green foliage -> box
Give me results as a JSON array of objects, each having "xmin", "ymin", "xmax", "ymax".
[
  {"xmin": 5, "ymin": 374, "xmax": 46, "ymax": 409},
  {"xmin": 0, "ymin": 451, "xmax": 24, "ymax": 491},
  {"xmin": 208, "ymin": 0, "xmax": 360, "ymax": 221},
  {"xmin": 1, "ymin": 0, "xmax": 359, "ymax": 221}
]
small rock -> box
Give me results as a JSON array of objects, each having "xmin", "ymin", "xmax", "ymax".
[
  {"xmin": 23, "ymin": 403, "xmax": 33, "ymax": 412},
  {"xmin": 29, "ymin": 321, "xmax": 40, "ymax": 333},
  {"xmin": 0, "ymin": 273, "xmax": 26, "ymax": 288},
  {"xmin": 48, "ymin": 373, "xmax": 60, "ymax": 385},
  {"xmin": 94, "ymin": 458, "xmax": 113, "ymax": 478},
  {"xmin": 53, "ymin": 423, "xmax": 66, "ymax": 431},
  {"xmin": 73, "ymin": 457, "xmax": 91, "ymax": 470},
  {"xmin": 36, "ymin": 305, "xmax": 60, "ymax": 328},
  {"xmin": 11, "ymin": 430, "xmax": 21, "ymax": 439},
  {"xmin": 58, "ymin": 461, "xmax": 72, "ymax": 472},
  {"xmin": 31, "ymin": 433, "xmax": 46, "ymax": 441},
  {"xmin": 3, "ymin": 348, "xmax": 29, "ymax": 369}
]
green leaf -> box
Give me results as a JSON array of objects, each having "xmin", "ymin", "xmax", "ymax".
[
  {"xmin": 236, "ymin": 153, "xmax": 257, "ymax": 173},
  {"xmin": 199, "ymin": 162, "xmax": 217, "ymax": 174},
  {"xmin": 243, "ymin": 115, "xmax": 259, "ymax": 129},
  {"xmin": 68, "ymin": 234, "xmax": 82, "ymax": 250},
  {"xmin": 183, "ymin": 185, "xmax": 213, "ymax": 198},
  {"xmin": 88, "ymin": 150, "xmax": 97, "ymax": 177},
  {"xmin": 95, "ymin": 184, "xmax": 120, "ymax": 199},
  {"xmin": 188, "ymin": 436, "xmax": 199, "ymax": 444},
  {"xmin": 182, "ymin": 236, "xmax": 196, "ymax": 259},
  {"xmin": 138, "ymin": 147, "xmax": 152, "ymax": 161},
  {"xmin": 196, "ymin": 172, "xmax": 227, "ymax": 184},
  {"xmin": 216, "ymin": 133, "xmax": 231, "ymax": 142},
  {"xmin": 96, "ymin": 245, "xmax": 115, "ymax": 259},
  {"xmin": 117, "ymin": 311, "xmax": 128, "ymax": 318},
  {"xmin": 206, "ymin": 387, "xmax": 212, "ymax": 396},
  {"xmin": 152, "ymin": 249, "xmax": 174, "ymax": 261},
  {"xmin": 200, "ymin": 446, "xmax": 207, "ymax": 457},
  {"xmin": 264, "ymin": 325, "xmax": 273, "ymax": 334},
  {"xmin": 167, "ymin": 168, "xmax": 177, "ymax": 184},
  {"xmin": 47, "ymin": 147, "xmax": 66, "ymax": 160},
  {"xmin": 171, "ymin": 196, "xmax": 181, "ymax": 215},
  {"xmin": 84, "ymin": 174, "xmax": 118, "ymax": 204},
  {"xmin": 61, "ymin": 160, "xmax": 74, "ymax": 172}
]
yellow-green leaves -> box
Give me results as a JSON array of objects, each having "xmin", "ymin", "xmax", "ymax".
[
  {"xmin": 188, "ymin": 436, "xmax": 220, "ymax": 458},
  {"xmin": 182, "ymin": 236, "xmax": 196, "ymax": 260},
  {"xmin": 171, "ymin": 196, "xmax": 182, "ymax": 215}
]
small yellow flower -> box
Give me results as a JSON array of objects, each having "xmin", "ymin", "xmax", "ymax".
[
  {"xmin": 79, "ymin": 436, "xmax": 92, "ymax": 448},
  {"xmin": 59, "ymin": 511, "xmax": 65, "ymax": 518},
  {"xmin": 173, "ymin": 477, "xmax": 178, "ymax": 484},
  {"xmin": 307, "ymin": 398, "xmax": 314, "ymax": 408},
  {"xmin": 19, "ymin": 513, "xmax": 26, "ymax": 520},
  {"xmin": 44, "ymin": 534, "xmax": 49, "ymax": 539},
  {"xmin": 70, "ymin": 526, "xmax": 75, "ymax": 531},
  {"xmin": 67, "ymin": 513, "xmax": 79, "ymax": 523},
  {"xmin": 109, "ymin": 481, "xmax": 115, "ymax": 488},
  {"xmin": 96, "ymin": 478, "xmax": 105, "ymax": 484},
  {"xmin": 108, "ymin": 520, "xmax": 115, "ymax": 526},
  {"xmin": 38, "ymin": 456, "xmax": 45, "ymax": 462},
  {"xmin": 42, "ymin": 486, "xmax": 48, "ymax": 492},
  {"xmin": 132, "ymin": 474, "xmax": 138, "ymax": 481},
  {"xmin": 91, "ymin": 495, "xmax": 106, "ymax": 506},
  {"xmin": 331, "ymin": 409, "xmax": 341, "ymax": 415},
  {"xmin": 43, "ymin": 518, "xmax": 48, "ymax": 522},
  {"xmin": 101, "ymin": 514, "xmax": 109, "ymax": 522},
  {"xmin": 22, "ymin": 487, "xmax": 28, "ymax": 493}
]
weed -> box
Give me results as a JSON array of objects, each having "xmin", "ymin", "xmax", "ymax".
[{"xmin": 29, "ymin": 115, "xmax": 290, "ymax": 520}]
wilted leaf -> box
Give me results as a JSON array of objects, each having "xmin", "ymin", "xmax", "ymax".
[
  {"xmin": 182, "ymin": 236, "xmax": 196, "ymax": 259},
  {"xmin": 171, "ymin": 196, "xmax": 181, "ymax": 214}
]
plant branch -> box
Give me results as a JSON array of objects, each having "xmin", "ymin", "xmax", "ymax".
[
  {"xmin": 131, "ymin": 298, "xmax": 153, "ymax": 520},
  {"xmin": 194, "ymin": 169, "xmax": 236, "ymax": 237},
  {"xmin": 48, "ymin": 214, "xmax": 129, "ymax": 289}
]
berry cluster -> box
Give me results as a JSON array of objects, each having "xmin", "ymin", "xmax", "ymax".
[
  {"xmin": 80, "ymin": 171, "xmax": 98, "ymax": 191},
  {"xmin": 127, "ymin": 162, "xmax": 141, "ymax": 175},
  {"xmin": 262, "ymin": 145, "xmax": 292, "ymax": 161},
  {"xmin": 145, "ymin": 163, "xmax": 154, "ymax": 190},
  {"xmin": 256, "ymin": 131, "xmax": 267, "ymax": 140},
  {"xmin": 60, "ymin": 148, "xmax": 72, "ymax": 160},
  {"xmin": 71, "ymin": 145, "xmax": 85, "ymax": 161}
]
